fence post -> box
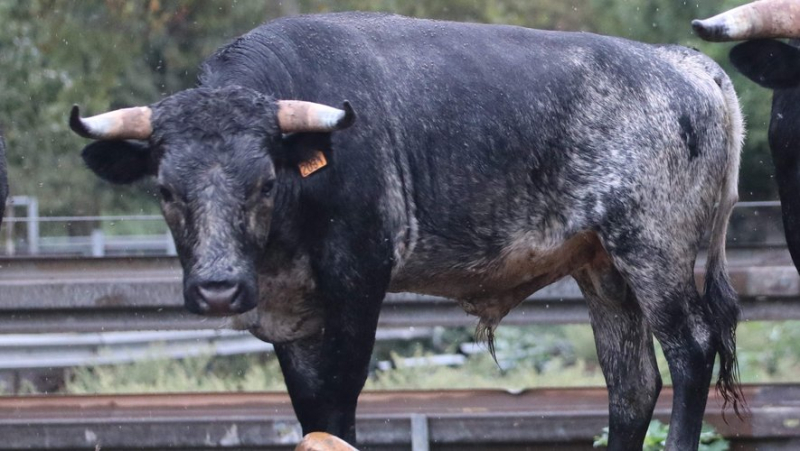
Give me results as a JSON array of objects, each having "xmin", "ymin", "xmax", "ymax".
[
  {"xmin": 4, "ymin": 199, "xmax": 13, "ymax": 256},
  {"xmin": 410, "ymin": 414, "xmax": 430, "ymax": 451},
  {"xmin": 26, "ymin": 197, "xmax": 39, "ymax": 255},
  {"xmin": 91, "ymin": 229, "xmax": 105, "ymax": 257},
  {"xmin": 166, "ymin": 232, "xmax": 177, "ymax": 256}
]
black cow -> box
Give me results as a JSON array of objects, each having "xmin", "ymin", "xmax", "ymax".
[
  {"xmin": 694, "ymin": 0, "xmax": 800, "ymax": 271},
  {"xmin": 71, "ymin": 13, "xmax": 743, "ymax": 450}
]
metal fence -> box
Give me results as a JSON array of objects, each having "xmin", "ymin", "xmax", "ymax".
[
  {"xmin": 2, "ymin": 196, "xmax": 174, "ymax": 257},
  {"xmin": 0, "ymin": 197, "xmax": 792, "ymax": 257},
  {"xmin": 1, "ymin": 385, "xmax": 797, "ymax": 450},
  {"xmin": 0, "ymin": 199, "xmax": 798, "ymax": 449}
]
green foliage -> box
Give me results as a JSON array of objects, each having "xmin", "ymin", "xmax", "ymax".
[
  {"xmin": 593, "ymin": 420, "xmax": 729, "ymax": 450},
  {"xmin": 367, "ymin": 351, "xmax": 604, "ymax": 391},
  {"xmin": 0, "ymin": 0, "xmax": 274, "ymax": 230},
  {"xmin": 66, "ymin": 351, "xmax": 288, "ymax": 394},
  {"xmin": 492, "ymin": 324, "xmax": 578, "ymax": 371},
  {"xmin": 735, "ymin": 321, "xmax": 800, "ymax": 382},
  {"xmin": 0, "ymin": 0, "xmax": 780, "ymax": 228},
  {"xmin": 50, "ymin": 321, "xmax": 800, "ymax": 395}
]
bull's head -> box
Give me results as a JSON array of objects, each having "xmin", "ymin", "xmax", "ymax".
[
  {"xmin": 70, "ymin": 86, "xmax": 355, "ymax": 316},
  {"xmin": 693, "ymin": 0, "xmax": 800, "ymax": 89}
]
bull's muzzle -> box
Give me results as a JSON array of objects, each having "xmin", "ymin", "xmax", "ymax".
[{"xmin": 185, "ymin": 278, "xmax": 257, "ymax": 316}]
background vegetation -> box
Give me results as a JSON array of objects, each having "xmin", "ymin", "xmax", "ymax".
[
  {"xmin": 0, "ymin": 0, "xmax": 792, "ymax": 399},
  {"xmin": 42, "ymin": 321, "xmax": 800, "ymax": 395},
  {"xmin": 0, "ymin": 0, "xmax": 778, "ymax": 230}
]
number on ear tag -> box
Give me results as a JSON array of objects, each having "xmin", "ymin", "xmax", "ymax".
[{"xmin": 298, "ymin": 151, "xmax": 328, "ymax": 177}]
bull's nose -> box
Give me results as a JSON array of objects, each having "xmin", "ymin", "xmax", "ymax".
[{"xmin": 196, "ymin": 281, "xmax": 242, "ymax": 316}]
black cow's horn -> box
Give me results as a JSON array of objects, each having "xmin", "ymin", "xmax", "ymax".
[
  {"xmin": 276, "ymin": 100, "xmax": 355, "ymax": 133},
  {"xmin": 692, "ymin": 0, "xmax": 800, "ymax": 42},
  {"xmin": 69, "ymin": 105, "xmax": 153, "ymax": 140}
]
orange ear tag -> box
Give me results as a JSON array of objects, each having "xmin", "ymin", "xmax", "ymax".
[{"xmin": 298, "ymin": 150, "xmax": 328, "ymax": 177}]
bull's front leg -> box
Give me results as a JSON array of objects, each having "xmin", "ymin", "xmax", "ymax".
[
  {"xmin": 274, "ymin": 238, "xmax": 390, "ymax": 444},
  {"xmin": 274, "ymin": 307, "xmax": 380, "ymax": 444},
  {"xmin": 272, "ymin": 200, "xmax": 395, "ymax": 443}
]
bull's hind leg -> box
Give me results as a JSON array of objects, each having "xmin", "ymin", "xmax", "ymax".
[
  {"xmin": 573, "ymin": 265, "xmax": 661, "ymax": 451},
  {"xmin": 608, "ymin": 247, "xmax": 715, "ymax": 451}
]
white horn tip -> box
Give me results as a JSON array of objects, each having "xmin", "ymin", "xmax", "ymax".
[{"xmin": 692, "ymin": 18, "xmax": 731, "ymax": 42}]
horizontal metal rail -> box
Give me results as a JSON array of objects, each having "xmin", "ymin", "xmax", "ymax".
[
  {"xmin": 0, "ymin": 247, "xmax": 797, "ymax": 333},
  {"xmin": 2, "ymin": 215, "xmax": 164, "ymax": 223},
  {"xmin": 0, "ymin": 199, "xmax": 791, "ymax": 257},
  {"xmin": 0, "ymin": 385, "xmax": 796, "ymax": 449},
  {"xmin": 0, "ymin": 252, "xmax": 794, "ymax": 332},
  {"xmin": 0, "ymin": 328, "xmax": 434, "ymax": 370}
]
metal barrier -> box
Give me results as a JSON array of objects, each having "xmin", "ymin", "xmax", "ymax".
[
  {"xmin": 0, "ymin": 200, "xmax": 797, "ymax": 449},
  {"xmin": 0, "ymin": 246, "xmax": 797, "ymax": 333},
  {"xmin": 0, "ymin": 385, "xmax": 797, "ymax": 450},
  {"xmin": 0, "ymin": 328, "xmax": 433, "ymax": 371},
  {"xmin": 0, "ymin": 198, "xmax": 792, "ymax": 257},
  {"xmin": 2, "ymin": 196, "xmax": 174, "ymax": 257}
]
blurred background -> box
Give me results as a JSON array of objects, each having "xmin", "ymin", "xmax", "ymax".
[
  {"xmin": 0, "ymin": 0, "xmax": 800, "ymax": 449},
  {"xmin": 0, "ymin": 2, "xmax": 796, "ymax": 449},
  {"xmin": 0, "ymin": 0, "xmax": 777, "ymax": 224}
]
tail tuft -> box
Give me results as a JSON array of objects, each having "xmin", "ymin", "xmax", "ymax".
[{"xmin": 704, "ymin": 260, "xmax": 746, "ymax": 420}]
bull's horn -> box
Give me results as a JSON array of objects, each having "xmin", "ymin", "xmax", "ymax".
[
  {"xmin": 277, "ymin": 100, "xmax": 355, "ymax": 133},
  {"xmin": 692, "ymin": 0, "xmax": 800, "ymax": 42},
  {"xmin": 295, "ymin": 432, "xmax": 357, "ymax": 451},
  {"xmin": 69, "ymin": 105, "xmax": 153, "ymax": 140}
]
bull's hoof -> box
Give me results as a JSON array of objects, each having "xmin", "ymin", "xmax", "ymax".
[{"xmin": 295, "ymin": 432, "xmax": 358, "ymax": 451}]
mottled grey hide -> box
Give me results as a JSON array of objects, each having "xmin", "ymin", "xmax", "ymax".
[{"xmin": 76, "ymin": 13, "xmax": 744, "ymax": 450}]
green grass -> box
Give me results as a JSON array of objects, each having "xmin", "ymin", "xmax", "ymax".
[
  {"xmin": 25, "ymin": 320, "xmax": 800, "ymax": 395},
  {"xmin": 593, "ymin": 420, "xmax": 729, "ymax": 450}
]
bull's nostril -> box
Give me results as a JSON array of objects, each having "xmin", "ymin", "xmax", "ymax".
[{"xmin": 197, "ymin": 281, "xmax": 241, "ymax": 314}]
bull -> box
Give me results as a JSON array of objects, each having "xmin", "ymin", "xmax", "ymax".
[
  {"xmin": 694, "ymin": 0, "xmax": 800, "ymax": 272},
  {"xmin": 70, "ymin": 13, "xmax": 743, "ymax": 450}
]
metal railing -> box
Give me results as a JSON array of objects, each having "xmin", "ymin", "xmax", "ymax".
[
  {"xmin": 2, "ymin": 196, "xmax": 174, "ymax": 257},
  {"xmin": 0, "ymin": 328, "xmax": 434, "ymax": 371},
  {"xmin": 0, "ymin": 197, "xmax": 791, "ymax": 257}
]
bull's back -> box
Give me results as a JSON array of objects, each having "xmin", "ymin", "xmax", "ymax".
[
  {"xmin": 203, "ymin": 12, "xmax": 727, "ymax": 184},
  {"xmin": 204, "ymin": 13, "xmax": 699, "ymax": 127},
  {"xmin": 203, "ymin": 13, "xmax": 734, "ymax": 271}
]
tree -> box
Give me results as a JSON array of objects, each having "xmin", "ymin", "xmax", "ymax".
[
  {"xmin": 0, "ymin": 0, "xmax": 778, "ymax": 234},
  {"xmin": 0, "ymin": 0, "xmax": 273, "ymax": 231}
]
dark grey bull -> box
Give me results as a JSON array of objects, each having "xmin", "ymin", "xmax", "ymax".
[
  {"xmin": 695, "ymin": 0, "xmax": 800, "ymax": 274},
  {"xmin": 70, "ymin": 13, "xmax": 743, "ymax": 450}
]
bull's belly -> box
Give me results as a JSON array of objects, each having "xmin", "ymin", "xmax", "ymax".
[{"xmin": 389, "ymin": 231, "xmax": 607, "ymax": 327}]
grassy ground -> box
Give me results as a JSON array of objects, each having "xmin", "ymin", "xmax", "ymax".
[{"xmin": 54, "ymin": 320, "xmax": 800, "ymax": 395}]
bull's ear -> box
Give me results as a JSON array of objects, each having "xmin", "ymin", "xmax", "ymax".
[
  {"xmin": 81, "ymin": 140, "xmax": 154, "ymax": 184},
  {"xmin": 731, "ymin": 39, "xmax": 800, "ymax": 90},
  {"xmin": 278, "ymin": 132, "xmax": 332, "ymax": 168}
]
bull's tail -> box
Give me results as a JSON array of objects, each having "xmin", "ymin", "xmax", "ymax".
[{"xmin": 704, "ymin": 76, "xmax": 745, "ymax": 418}]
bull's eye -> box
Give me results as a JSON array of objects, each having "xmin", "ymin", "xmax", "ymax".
[
  {"xmin": 261, "ymin": 180, "xmax": 276, "ymax": 197},
  {"xmin": 159, "ymin": 186, "xmax": 174, "ymax": 203}
]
